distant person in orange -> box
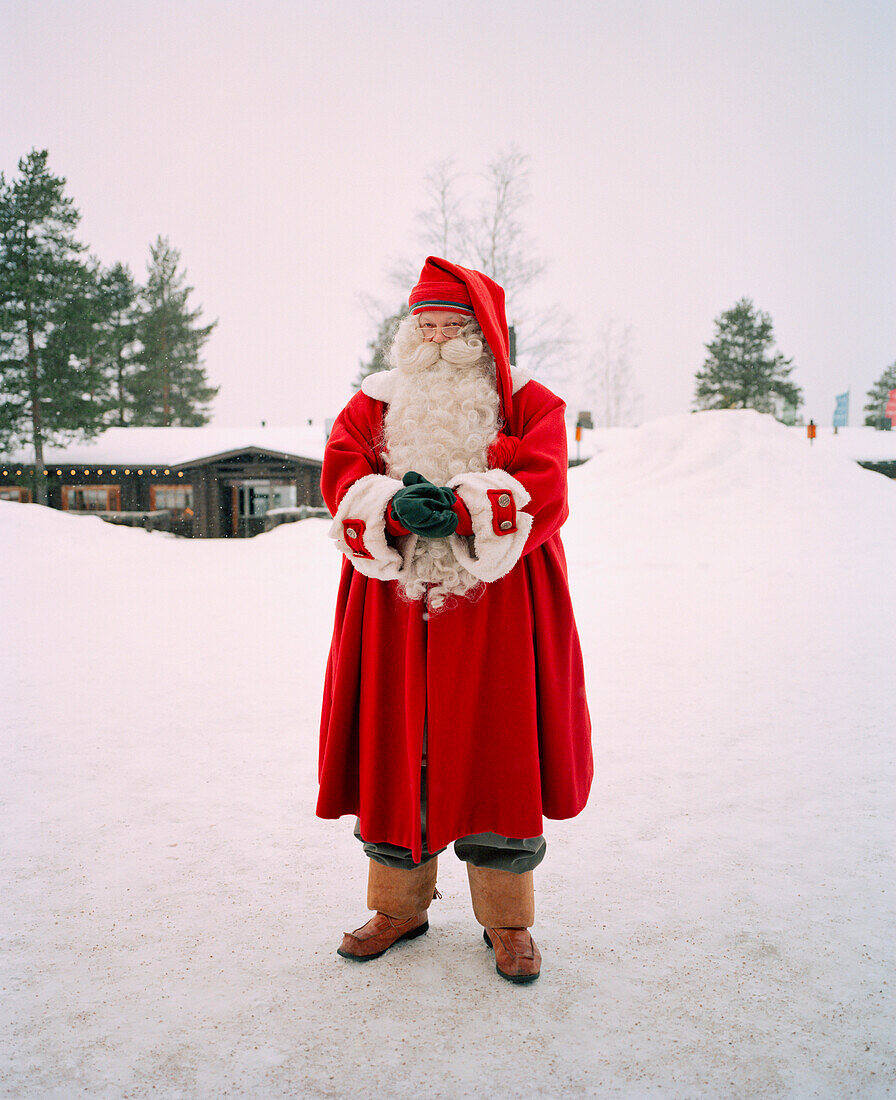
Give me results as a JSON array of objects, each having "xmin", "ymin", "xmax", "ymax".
[{"xmin": 807, "ymin": 419, "xmax": 816, "ymax": 443}]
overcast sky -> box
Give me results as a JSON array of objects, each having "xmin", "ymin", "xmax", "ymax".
[{"xmin": 2, "ymin": 0, "xmax": 893, "ymax": 428}]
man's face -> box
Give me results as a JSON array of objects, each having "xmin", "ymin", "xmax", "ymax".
[{"xmin": 417, "ymin": 311, "xmax": 470, "ymax": 344}]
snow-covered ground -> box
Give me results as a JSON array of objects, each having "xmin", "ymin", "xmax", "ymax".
[{"xmin": 1, "ymin": 410, "xmax": 893, "ymax": 1099}]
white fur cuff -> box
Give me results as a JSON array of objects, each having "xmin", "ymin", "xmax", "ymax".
[
  {"xmin": 447, "ymin": 470, "xmax": 533, "ymax": 583},
  {"xmin": 330, "ymin": 473, "xmax": 414, "ymax": 581}
]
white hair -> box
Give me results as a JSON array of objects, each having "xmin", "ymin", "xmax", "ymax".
[{"xmin": 383, "ymin": 313, "xmax": 501, "ymax": 610}]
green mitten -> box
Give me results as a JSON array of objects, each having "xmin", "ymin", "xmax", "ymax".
[{"xmin": 392, "ymin": 471, "xmax": 459, "ymax": 538}]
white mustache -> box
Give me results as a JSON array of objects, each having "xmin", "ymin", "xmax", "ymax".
[
  {"xmin": 438, "ymin": 333, "xmax": 485, "ymax": 366},
  {"xmin": 399, "ymin": 335, "xmax": 487, "ymax": 374},
  {"xmin": 398, "ymin": 338, "xmax": 442, "ymax": 373}
]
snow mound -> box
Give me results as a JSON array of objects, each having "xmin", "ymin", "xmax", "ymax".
[
  {"xmin": 574, "ymin": 409, "xmax": 887, "ymax": 500},
  {"xmin": 566, "ymin": 410, "xmax": 896, "ymax": 571},
  {"xmin": 0, "ymin": 497, "xmax": 325, "ymax": 554},
  {"xmin": 0, "ymin": 497, "xmax": 142, "ymax": 537}
]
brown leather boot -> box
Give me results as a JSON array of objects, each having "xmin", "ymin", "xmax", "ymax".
[
  {"xmin": 467, "ymin": 864, "xmax": 541, "ymax": 983},
  {"xmin": 337, "ymin": 858, "xmax": 438, "ymax": 962},
  {"xmin": 482, "ymin": 927, "xmax": 542, "ymax": 984}
]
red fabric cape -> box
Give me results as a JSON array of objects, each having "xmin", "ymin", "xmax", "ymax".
[{"xmin": 317, "ymin": 378, "xmax": 594, "ymax": 862}]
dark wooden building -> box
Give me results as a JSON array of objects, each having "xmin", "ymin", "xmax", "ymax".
[{"xmin": 0, "ymin": 425, "xmax": 326, "ymax": 538}]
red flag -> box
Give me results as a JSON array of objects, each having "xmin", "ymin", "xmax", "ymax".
[{"xmin": 886, "ymin": 388, "xmax": 896, "ymax": 418}]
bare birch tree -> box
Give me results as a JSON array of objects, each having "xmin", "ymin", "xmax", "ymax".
[
  {"xmin": 579, "ymin": 319, "xmax": 642, "ymax": 428},
  {"xmin": 390, "ymin": 158, "xmax": 468, "ymax": 290},
  {"xmin": 466, "ymin": 147, "xmax": 544, "ymax": 305},
  {"xmin": 383, "ymin": 147, "xmax": 572, "ymax": 382}
]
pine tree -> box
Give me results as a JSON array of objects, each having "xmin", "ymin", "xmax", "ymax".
[
  {"xmin": 693, "ymin": 298, "xmax": 802, "ymax": 418},
  {"xmin": 0, "ymin": 149, "xmax": 108, "ymax": 504},
  {"xmin": 129, "ymin": 236, "xmax": 218, "ymax": 425},
  {"xmin": 863, "ymin": 362, "xmax": 896, "ymax": 427},
  {"xmin": 39, "ymin": 257, "xmax": 119, "ymax": 428},
  {"xmin": 354, "ymin": 304, "xmax": 408, "ymax": 389},
  {"xmin": 96, "ymin": 262, "xmax": 140, "ymax": 426}
]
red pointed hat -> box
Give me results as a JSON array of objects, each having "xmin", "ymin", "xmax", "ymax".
[{"xmin": 408, "ymin": 256, "xmax": 513, "ymax": 424}]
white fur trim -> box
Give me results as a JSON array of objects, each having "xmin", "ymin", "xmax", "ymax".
[
  {"xmin": 329, "ymin": 473, "xmax": 419, "ymax": 581},
  {"xmin": 446, "ymin": 470, "xmax": 533, "ymax": 583},
  {"xmin": 361, "ymin": 365, "xmax": 532, "ymax": 404}
]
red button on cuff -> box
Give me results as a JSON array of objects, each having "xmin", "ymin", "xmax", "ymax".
[
  {"xmin": 486, "ymin": 489, "xmax": 517, "ymax": 536},
  {"xmin": 342, "ymin": 518, "xmax": 375, "ymax": 558}
]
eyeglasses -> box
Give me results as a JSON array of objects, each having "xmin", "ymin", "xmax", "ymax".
[{"xmin": 419, "ymin": 321, "xmax": 466, "ymax": 340}]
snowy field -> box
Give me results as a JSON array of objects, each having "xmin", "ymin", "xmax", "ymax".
[{"xmin": 1, "ymin": 410, "xmax": 894, "ymax": 1099}]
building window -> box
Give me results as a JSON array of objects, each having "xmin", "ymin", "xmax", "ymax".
[
  {"xmin": 0, "ymin": 486, "xmax": 32, "ymax": 502},
  {"xmin": 61, "ymin": 485, "xmax": 121, "ymax": 512},
  {"xmin": 231, "ymin": 481, "xmax": 298, "ymax": 536},
  {"xmin": 150, "ymin": 484, "xmax": 193, "ymax": 518},
  {"xmin": 234, "ymin": 481, "xmax": 297, "ymax": 518}
]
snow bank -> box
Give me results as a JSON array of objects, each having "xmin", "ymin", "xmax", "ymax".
[
  {"xmin": 1, "ymin": 410, "xmax": 893, "ymax": 1098},
  {"xmin": 805, "ymin": 423, "xmax": 896, "ymax": 463},
  {"xmin": 568, "ymin": 408, "xmax": 895, "ymax": 568}
]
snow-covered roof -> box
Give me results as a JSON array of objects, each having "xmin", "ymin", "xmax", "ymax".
[{"xmin": 1, "ymin": 424, "xmax": 328, "ymax": 467}]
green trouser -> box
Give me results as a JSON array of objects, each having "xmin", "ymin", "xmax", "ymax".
[{"xmin": 354, "ymin": 765, "xmax": 546, "ymax": 874}]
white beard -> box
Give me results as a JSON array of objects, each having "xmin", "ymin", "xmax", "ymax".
[{"xmin": 383, "ymin": 338, "xmax": 500, "ymax": 609}]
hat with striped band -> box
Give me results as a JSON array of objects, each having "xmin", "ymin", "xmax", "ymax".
[{"xmin": 408, "ymin": 261, "xmax": 475, "ymax": 315}]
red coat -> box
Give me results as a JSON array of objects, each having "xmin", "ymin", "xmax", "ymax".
[{"xmin": 317, "ymin": 369, "xmax": 593, "ymax": 862}]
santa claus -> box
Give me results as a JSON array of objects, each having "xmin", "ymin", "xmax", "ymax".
[{"xmin": 318, "ymin": 257, "xmax": 593, "ymax": 983}]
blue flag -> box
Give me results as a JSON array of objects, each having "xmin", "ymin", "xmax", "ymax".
[{"xmin": 833, "ymin": 392, "xmax": 849, "ymax": 428}]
